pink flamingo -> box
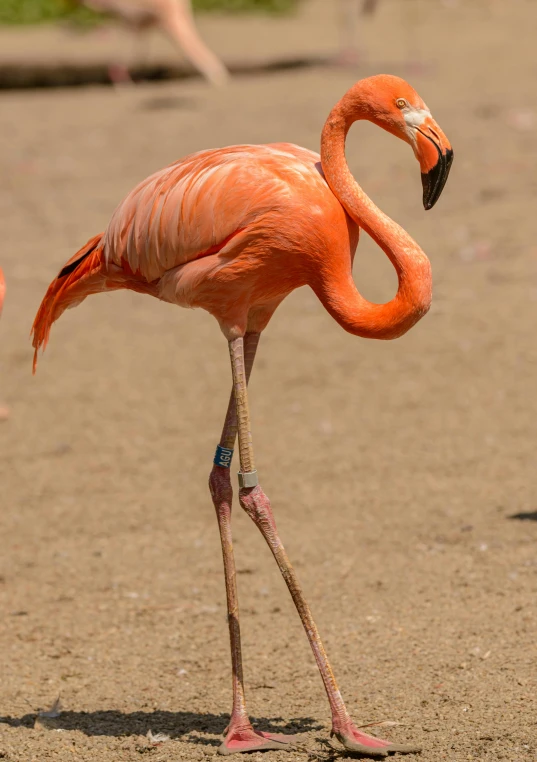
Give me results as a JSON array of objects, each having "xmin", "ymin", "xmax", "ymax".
[
  {"xmin": 32, "ymin": 75, "xmax": 452, "ymax": 756},
  {"xmin": 79, "ymin": 0, "xmax": 229, "ymax": 86}
]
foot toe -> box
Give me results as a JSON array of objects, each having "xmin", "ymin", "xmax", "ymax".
[
  {"xmin": 340, "ymin": 740, "xmax": 389, "ymax": 756},
  {"xmin": 334, "ymin": 727, "xmax": 421, "ymax": 757},
  {"xmin": 257, "ymin": 731, "xmax": 299, "ymax": 744},
  {"xmin": 386, "ymin": 742, "xmax": 422, "ymax": 754},
  {"xmin": 336, "ymin": 737, "xmax": 421, "ymax": 756},
  {"xmin": 218, "ymin": 729, "xmax": 296, "ymax": 755},
  {"xmin": 218, "ymin": 737, "xmax": 291, "ymax": 755}
]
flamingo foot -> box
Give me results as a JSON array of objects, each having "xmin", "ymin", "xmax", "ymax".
[
  {"xmin": 333, "ymin": 721, "xmax": 421, "ymax": 757},
  {"xmin": 218, "ymin": 723, "xmax": 297, "ymax": 755}
]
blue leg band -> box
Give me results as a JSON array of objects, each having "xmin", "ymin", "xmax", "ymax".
[{"xmin": 214, "ymin": 444, "xmax": 234, "ymax": 468}]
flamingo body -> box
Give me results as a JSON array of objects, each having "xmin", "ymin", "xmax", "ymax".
[
  {"xmin": 105, "ymin": 144, "xmax": 358, "ymax": 332},
  {"xmin": 32, "ymin": 142, "xmax": 362, "ymax": 359}
]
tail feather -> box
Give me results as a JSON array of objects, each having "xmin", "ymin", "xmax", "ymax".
[
  {"xmin": 32, "ymin": 233, "xmax": 161, "ymax": 373},
  {"xmin": 31, "ymin": 234, "xmax": 105, "ymax": 373}
]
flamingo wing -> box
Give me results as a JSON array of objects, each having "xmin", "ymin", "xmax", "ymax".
[{"xmin": 102, "ymin": 143, "xmax": 326, "ymax": 283}]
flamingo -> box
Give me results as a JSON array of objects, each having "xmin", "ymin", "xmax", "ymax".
[
  {"xmin": 32, "ymin": 75, "xmax": 453, "ymax": 756},
  {"xmin": 78, "ymin": 0, "xmax": 229, "ymax": 86}
]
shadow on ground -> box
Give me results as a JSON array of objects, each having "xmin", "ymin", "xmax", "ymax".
[
  {"xmin": 0, "ymin": 55, "xmax": 329, "ymax": 90},
  {"xmin": 0, "ymin": 710, "xmax": 322, "ymax": 743},
  {"xmin": 139, "ymin": 95, "xmax": 197, "ymax": 111},
  {"xmin": 509, "ymin": 511, "xmax": 537, "ymax": 521}
]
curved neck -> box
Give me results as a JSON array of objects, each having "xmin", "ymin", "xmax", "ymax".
[{"xmin": 317, "ymin": 92, "xmax": 432, "ymax": 340}]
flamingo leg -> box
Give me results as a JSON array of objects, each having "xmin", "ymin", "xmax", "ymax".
[
  {"xmin": 229, "ymin": 336, "xmax": 420, "ymax": 757},
  {"xmin": 210, "ymin": 334, "xmax": 295, "ymax": 755},
  {"xmin": 108, "ymin": 62, "xmax": 133, "ymax": 86},
  {"xmin": 162, "ymin": 0, "xmax": 229, "ymax": 87}
]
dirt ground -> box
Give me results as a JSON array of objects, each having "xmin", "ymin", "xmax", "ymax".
[{"xmin": 1, "ymin": 1, "xmax": 536, "ymax": 760}]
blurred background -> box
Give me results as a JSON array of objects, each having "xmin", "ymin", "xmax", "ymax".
[{"xmin": 0, "ymin": 1, "xmax": 536, "ymax": 761}]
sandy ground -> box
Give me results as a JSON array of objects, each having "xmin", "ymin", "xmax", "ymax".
[{"xmin": 1, "ymin": 1, "xmax": 536, "ymax": 760}]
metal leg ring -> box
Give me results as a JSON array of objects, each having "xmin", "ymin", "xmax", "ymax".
[{"xmin": 238, "ymin": 470, "xmax": 258, "ymax": 489}]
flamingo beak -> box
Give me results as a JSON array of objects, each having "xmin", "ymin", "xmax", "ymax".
[{"xmin": 415, "ymin": 117, "xmax": 453, "ymax": 210}]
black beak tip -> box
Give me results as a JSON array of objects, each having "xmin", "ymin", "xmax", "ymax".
[
  {"xmin": 423, "ymin": 196, "xmax": 434, "ymax": 211},
  {"xmin": 421, "ymin": 147, "xmax": 453, "ymax": 211},
  {"xmin": 421, "ymin": 173, "xmax": 436, "ymax": 210}
]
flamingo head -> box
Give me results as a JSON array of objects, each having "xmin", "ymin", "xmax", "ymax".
[{"xmin": 353, "ymin": 75, "xmax": 454, "ymax": 210}]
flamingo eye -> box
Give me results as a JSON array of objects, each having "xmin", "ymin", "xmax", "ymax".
[{"xmin": 396, "ymin": 98, "xmax": 407, "ymax": 109}]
